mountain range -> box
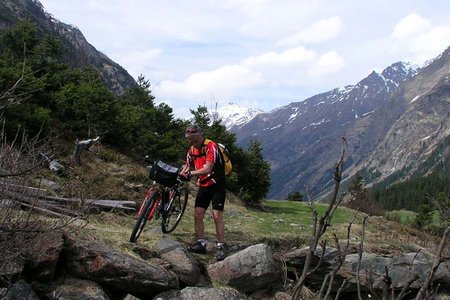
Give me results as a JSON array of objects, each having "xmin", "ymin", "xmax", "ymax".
[
  {"xmin": 3, "ymin": 0, "xmax": 449, "ymax": 200},
  {"xmin": 230, "ymin": 54, "xmax": 449, "ymax": 199}
]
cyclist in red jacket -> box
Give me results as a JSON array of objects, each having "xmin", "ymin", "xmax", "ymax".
[{"xmin": 180, "ymin": 125, "xmax": 226, "ymax": 261}]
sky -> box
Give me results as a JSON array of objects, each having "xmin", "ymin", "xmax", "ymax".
[{"xmin": 38, "ymin": 0, "xmax": 450, "ymax": 119}]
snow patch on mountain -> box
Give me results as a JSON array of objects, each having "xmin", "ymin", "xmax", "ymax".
[{"xmin": 216, "ymin": 102, "xmax": 264, "ymax": 130}]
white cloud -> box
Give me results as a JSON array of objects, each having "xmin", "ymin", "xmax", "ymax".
[
  {"xmin": 156, "ymin": 65, "xmax": 262, "ymax": 102},
  {"xmin": 242, "ymin": 46, "xmax": 317, "ymax": 67},
  {"xmin": 278, "ymin": 17, "xmax": 344, "ymax": 46},
  {"xmin": 39, "ymin": 0, "xmax": 450, "ymax": 118},
  {"xmin": 392, "ymin": 13, "xmax": 431, "ymax": 39},
  {"xmin": 308, "ymin": 51, "xmax": 345, "ymax": 77},
  {"xmin": 110, "ymin": 48, "xmax": 162, "ymax": 79},
  {"xmin": 155, "ymin": 45, "xmax": 345, "ymax": 107},
  {"xmin": 391, "ymin": 13, "xmax": 450, "ymax": 64},
  {"xmin": 221, "ymin": 0, "xmax": 269, "ymax": 16}
]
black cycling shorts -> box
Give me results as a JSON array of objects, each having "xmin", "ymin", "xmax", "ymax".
[{"xmin": 195, "ymin": 181, "xmax": 226, "ymax": 211}]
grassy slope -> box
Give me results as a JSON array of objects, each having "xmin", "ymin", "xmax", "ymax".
[{"xmin": 38, "ymin": 143, "xmax": 443, "ymax": 258}]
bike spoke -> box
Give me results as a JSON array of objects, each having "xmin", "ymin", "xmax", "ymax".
[{"xmin": 161, "ymin": 187, "xmax": 188, "ymax": 234}]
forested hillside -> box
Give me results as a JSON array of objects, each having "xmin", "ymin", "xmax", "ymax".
[
  {"xmin": 0, "ymin": 20, "xmax": 270, "ymax": 203},
  {"xmin": 370, "ymin": 135, "xmax": 450, "ymax": 211}
]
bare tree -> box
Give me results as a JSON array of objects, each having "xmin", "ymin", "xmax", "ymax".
[
  {"xmin": 0, "ymin": 125, "xmax": 87, "ymax": 289},
  {"xmin": 291, "ymin": 137, "xmax": 347, "ymax": 299},
  {"xmin": 0, "ymin": 42, "xmax": 44, "ymax": 110},
  {"xmin": 415, "ymin": 226, "xmax": 450, "ymax": 300},
  {"xmin": 0, "ymin": 120, "xmax": 50, "ymax": 178},
  {"xmin": 290, "ymin": 136, "xmax": 449, "ymax": 299}
]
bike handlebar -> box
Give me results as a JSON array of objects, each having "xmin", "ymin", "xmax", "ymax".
[{"xmin": 145, "ymin": 156, "xmax": 188, "ymax": 186}]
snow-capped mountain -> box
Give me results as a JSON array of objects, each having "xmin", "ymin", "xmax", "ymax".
[
  {"xmin": 215, "ymin": 103, "xmax": 264, "ymax": 131},
  {"xmin": 235, "ymin": 61, "xmax": 423, "ymax": 199}
]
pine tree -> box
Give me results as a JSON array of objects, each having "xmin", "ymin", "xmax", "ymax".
[
  {"xmin": 239, "ymin": 139, "xmax": 271, "ymax": 204},
  {"xmin": 287, "ymin": 191, "xmax": 303, "ymax": 202}
]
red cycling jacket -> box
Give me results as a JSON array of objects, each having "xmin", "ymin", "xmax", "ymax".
[{"xmin": 186, "ymin": 139, "xmax": 222, "ymax": 187}]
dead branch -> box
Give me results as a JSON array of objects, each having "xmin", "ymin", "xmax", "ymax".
[
  {"xmin": 0, "ymin": 124, "xmax": 53, "ymax": 178},
  {"xmin": 292, "ymin": 137, "xmax": 347, "ymax": 299},
  {"xmin": 0, "ymin": 43, "xmax": 26, "ymax": 109},
  {"xmin": 415, "ymin": 226, "xmax": 450, "ymax": 299},
  {"xmin": 73, "ymin": 136, "xmax": 101, "ymax": 164},
  {"xmin": 381, "ymin": 266, "xmax": 392, "ymax": 300},
  {"xmin": 356, "ymin": 215, "xmax": 369, "ymax": 300},
  {"xmin": 39, "ymin": 152, "xmax": 64, "ymax": 173},
  {"xmin": 334, "ymin": 279, "xmax": 348, "ymax": 300},
  {"xmin": 395, "ymin": 250, "xmax": 421, "ymax": 300},
  {"xmin": 327, "ymin": 215, "xmax": 358, "ymax": 299},
  {"xmin": 427, "ymin": 194, "xmax": 450, "ymax": 223}
]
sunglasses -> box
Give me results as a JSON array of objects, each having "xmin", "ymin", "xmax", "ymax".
[
  {"xmin": 185, "ymin": 129, "xmax": 200, "ymax": 138},
  {"xmin": 185, "ymin": 129, "xmax": 199, "ymax": 134}
]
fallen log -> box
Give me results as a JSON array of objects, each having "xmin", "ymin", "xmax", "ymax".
[
  {"xmin": 44, "ymin": 196, "xmax": 136, "ymax": 212},
  {"xmin": 4, "ymin": 189, "xmax": 83, "ymax": 218},
  {"xmin": 0, "ymin": 180, "xmax": 47, "ymax": 197},
  {"xmin": 1, "ymin": 182, "xmax": 136, "ymax": 213}
]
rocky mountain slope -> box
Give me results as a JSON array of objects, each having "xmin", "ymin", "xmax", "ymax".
[
  {"xmin": 235, "ymin": 61, "xmax": 422, "ymax": 199},
  {"xmin": 356, "ymin": 48, "xmax": 450, "ymax": 186},
  {"xmin": 0, "ymin": 0, "xmax": 137, "ymax": 95}
]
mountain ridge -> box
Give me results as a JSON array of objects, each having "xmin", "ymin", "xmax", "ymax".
[
  {"xmin": 0, "ymin": 0, "xmax": 137, "ymax": 95},
  {"xmin": 233, "ymin": 60, "xmax": 435, "ymax": 199}
]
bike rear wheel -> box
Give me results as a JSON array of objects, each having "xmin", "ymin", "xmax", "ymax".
[
  {"xmin": 161, "ymin": 186, "xmax": 188, "ymax": 233},
  {"xmin": 129, "ymin": 190, "xmax": 159, "ymax": 242}
]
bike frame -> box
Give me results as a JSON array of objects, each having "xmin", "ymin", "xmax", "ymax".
[
  {"xmin": 137, "ymin": 185, "xmax": 170, "ymax": 219},
  {"xmin": 130, "ymin": 160, "xmax": 189, "ymax": 242},
  {"xmin": 139, "ymin": 187, "xmax": 156, "ymax": 217}
]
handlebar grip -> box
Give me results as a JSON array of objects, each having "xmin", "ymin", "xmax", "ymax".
[{"xmin": 144, "ymin": 155, "xmax": 155, "ymax": 165}]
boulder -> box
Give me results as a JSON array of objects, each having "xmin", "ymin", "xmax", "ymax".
[
  {"xmin": 62, "ymin": 235, "xmax": 179, "ymax": 299},
  {"xmin": 207, "ymin": 243, "xmax": 280, "ymax": 294},
  {"xmin": 284, "ymin": 246, "xmax": 450, "ymax": 295},
  {"xmin": 154, "ymin": 237, "xmax": 201, "ymax": 286},
  {"xmin": 0, "ymin": 259, "xmax": 24, "ymax": 286},
  {"xmin": 23, "ymin": 232, "xmax": 64, "ymax": 282},
  {"xmin": 283, "ymin": 246, "xmax": 341, "ymax": 289},
  {"xmin": 341, "ymin": 252, "xmax": 450, "ymax": 290},
  {"xmin": 4, "ymin": 279, "xmax": 39, "ymax": 300},
  {"xmin": 154, "ymin": 286, "xmax": 247, "ymax": 299},
  {"xmin": 48, "ymin": 278, "xmax": 110, "ymax": 300}
]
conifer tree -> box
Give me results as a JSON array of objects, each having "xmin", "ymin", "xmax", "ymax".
[{"xmin": 239, "ymin": 139, "xmax": 271, "ymax": 203}]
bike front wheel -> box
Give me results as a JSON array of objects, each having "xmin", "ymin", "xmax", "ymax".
[
  {"xmin": 161, "ymin": 186, "xmax": 188, "ymax": 233},
  {"xmin": 129, "ymin": 190, "xmax": 159, "ymax": 242}
]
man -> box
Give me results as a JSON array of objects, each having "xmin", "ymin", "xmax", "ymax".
[{"xmin": 180, "ymin": 125, "xmax": 226, "ymax": 261}]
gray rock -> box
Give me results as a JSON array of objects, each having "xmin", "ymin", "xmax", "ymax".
[
  {"xmin": 284, "ymin": 246, "xmax": 450, "ymax": 294},
  {"xmin": 4, "ymin": 279, "xmax": 40, "ymax": 300},
  {"xmin": 154, "ymin": 237, "xmax": 201, "ymax": 286},
  {"xmin": 154, "ymin": 286, "xmax": 247, "ymax": 300},
  {"xmin": 24, "ymin": 232, "xmax": 64, "ymax": 282},
  {"xmin": 63, "ymin": 235, "xmax": 178, "ymax": 299},
  {"xmin": 49, "ymin": 278, "xmax": 110, "ymax": 300},
  {"xmin": 207, "ymin": 243, "xmax": 280, "ymax": 294},
  {"xmin": 342, "ymin": 252, "xmax": 450, "ymax": 290},
  {"xmin": 0, "ymin": 258, "xmax": 24, "ymax": 286}
]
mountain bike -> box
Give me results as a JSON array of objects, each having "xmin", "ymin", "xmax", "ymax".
[{"xmin": 129, "ymin": 160, "xmax": 189, "ymax": 243}]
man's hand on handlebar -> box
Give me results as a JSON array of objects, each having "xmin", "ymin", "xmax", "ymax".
[{"xmin": 179, "ymin": 171, "xmax": 192, "ymax": 181}]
